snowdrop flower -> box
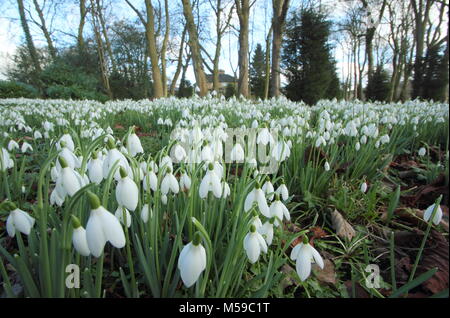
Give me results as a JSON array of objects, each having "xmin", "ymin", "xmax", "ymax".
[
  {"xmin": 116, "ymin": 167, "xmax": 139, "ymax": 211},
  {"xmin": 172, "ymin": 144, "xmax": 187, "ymax": 162},
  {"xmin": 7, "ymin": 140, "xmax": 19, "ymax": 151},
  {"xmin": 5, "ymin": 203, "xmax": 35, "ymax": 237},
  {"xmin": 58, "ymin": 133, "xmax": 75, "ymax": 152},
  {"xmin": 230, "ymin": 143, "xmax": 245, "ymax": 162},
  {"xmin": 34, "ymin": 130, "xmax": 42, "ymax": 139},
  {"xmin": 161, "ymin": 168, "xmax": 179, "ymax": 195},
  {"xmin": 243, "ymin": 225, "xmax": 267, "ymax": 264},
  {"xmin": 250, "ymin": 211, "xmax": 263, "ymax": 230},
  {"xmin": 262, "ymin": 179, "xmax": 275, "ymax": 201},
  {"xmin": 258, "ymin": 219, "xmax": 275, "ymax": 246},
  {"xmin": 423, "ymin": 203, "xmax": 443, "ymax": 225},
  {"xmin": 201, "ymin": 143, "xmax": 214, "ymax": 163},
  {"xmin": 257, "ymin": 128, "xmax": 274, "ymax": 145},
  {"xmin": 360, "ymin": 182, "xmax": 368, "ymax": 193},
  {"xmin": 269, "ymin": 196, "xmax": 290, "ymax": 225},
  {"xmin": 199, "ymin": 164, "xmax": 222, "ymax": 199},
  {"xmin": 360, "ymin": 135, "xmax": 367, "ymax": 145},
  {"xmin": 50, "ymin": 187, "xmax": 65, "ymax": 206},
  {"xmin": 126, "ymin": 129, "xmax": 144, "ymax": 157},
  {"xmin": 324, "ymin": 161, "xmax": 330, "ymax": 171},
  {"xmin": 58, "ymin": 157, "xmax": 81, "ymax": 197},
  {"xmin": 21, "ymin": 142, "xmax": 33, "ymax": 153},
  {"xmin": 178, "ymin": 232, "xmax": 207, "ymax": 288},
  {"xmin": 85, "ymin": 191, "xmax": 126, "ymax": 257},
  {"xmin": 380, "ymin": 134, "xmax": 390, "ymax": 145},
  {"xmin": 272, "ymin": 140, "xmax": 291, "ymax": 162},
  {"xmin": 180, "ymin": 171, "xmax": 191, "ymax": 191},
  {"xmin": 143, "ymin": 168, "xmax": 158, "ymax": 192},
  {"xmin": 355, "ymin": 142, "xmax": 361, "ymax": 151},
  {"xmin": 1, "ymin": 147, "xmax": 14, "ymax": 171},
  {"xmin": 103, "ymin": 138, "xmax": 132, "ymax": 181},
  {"xmin": 244, "ymin": 184, "xmax": 270, "ymax": 217},
  {"xmin": 87, "ymin": 151, "xmax": 103, "ymax": 184},
  {"xmin": 418, "ymin": 147, "xmax": 426, "ymax": 157},
  {"xmin": 315, "ymin": 136, "xmax": 326, "ymax": 148},
  {"xmin": 275, "ymin": 183, "xmax": 289, "ymax": 201},
  {"xmin": 160, "ymin": 155, "xmax": 173, "ymax": 172},
  {"xmin": 161, "ymin": 194, "xmax": 168, "ymax": 205},
  {"xmin": 115, "ymin": 206, "xmax": 132, "ymax": 228},
  {"xmin": 141, "ymin": 204, "xmax": 151, "ymax": 223},
  {"xmin": 71, "ymin": 215, "xmax": 90, "ymax": 256},
  {"xmin": 57, "ymin": 145, "xmax": 81, "ymax": 170},
  {"xmin": 221, "ymin": 181, "xmax": 230, "ymax": 198},
  {"xmin": 290, "ymin": 237, "xmax": 324, "ymax": 281}
]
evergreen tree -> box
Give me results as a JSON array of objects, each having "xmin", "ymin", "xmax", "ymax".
[
  {"xmin": 249, "ymin": 43, "xmax": 266, "ymax": 99},
  {"xmin": 421, "ymin": 45, "xmax": 448, "ymax": 101},
  {"xmin": 365, "ymin": 66, "xmax": 391, "ymax": 102},
  {"xmin": 281, "ymin": 8, "xmax": 340, "ymax": 105}
]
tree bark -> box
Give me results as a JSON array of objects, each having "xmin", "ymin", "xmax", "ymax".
[
  {"xmin": 235, "ymin": 0, "xmax": 250, "ymax": 98},
  {"xmin": 161, "ymin": 0, "xmax": 170, "ymax": 96},
  {"xmin": 32, "ymin": 0, "xmax": 56, "ymax": 59},
  {"xmin": 270, "ymin": 0, "xmax": 290, "ymax": 98},
  {"xmin": 264, "ymin": 25, "xmax": 272, "ymax": 99},
  {"xmin": 78, "ymin": 0, "xmax": 87, "ymax": 53},
  {"xmin": 95, "ymin": 0, "xmax": 117, "ymax": 73},
  {"xmin": 89, "ymin": 0, "xmax": 112, "ymax": 98},
  {"xmin": 17, "ymin": 0, "xmax": 41, "ymax": 74},
  {"xmin": 182, "ymin": 0, "xmax": 208, "ymax": 97},
  {"xmin": 169, "ymin": 24, "xmax": 187, "ymax": 96}
]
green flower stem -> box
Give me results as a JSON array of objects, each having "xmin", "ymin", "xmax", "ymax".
[{"xmin": 408, "ymin": 196, "xmax": 442, "ymax": 283}]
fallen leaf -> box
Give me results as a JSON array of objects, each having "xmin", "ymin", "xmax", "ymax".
[
  {"xmin": 331, "ymin": 209, "xmax": 356, "ymax": 240},
  {"xmin": 313, "ymin": 259, "xmax": 336, "ymax": 284},
  {"xmin": 280, "ymin": 264, "xmax": 297, "ymax": 290}
]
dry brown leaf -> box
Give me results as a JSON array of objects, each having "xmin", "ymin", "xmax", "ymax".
[
  {"xmin": 312, "ymin": 259, "xmax": 336, "ymax": 284},
  {"xmin": 331, "ymin": 209, "xmax": 355, "ymax": 240}
]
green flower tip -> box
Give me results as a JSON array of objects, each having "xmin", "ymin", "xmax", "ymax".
[
  {"xmin": 119, "ymin": 166, "xmax": 128, "ymax": 178},
  {"xmin": 193, "ymin": 232, "xmax": 202, "ymax": 246},
  {"xmin": 87, "ymin": 191, "xmax": 101, "ymax": 210},
  {"xmin": 58, "ymin": 156, "xmax": 68, "ymax": 168},
  {"xmin": 60, "ymin": 140, "xmax": 67, "ymax": 148},
  {"xmin": 106, "ymin": 138, "xmax": 116, "ymax": 149},
  {"xmin": 208, "ymin": 163, "xmax": 214, "ymax": 171},
  {"xmin": 71, "ymin": 215, "xmax": 82, "ymax": 229},
  {"xmin": 2, "ymin": 201, "xmax": 17, "ymax": 212},
  {"xmin": 250, "ymin": 224, "xmax": 256, "ymax": 233},
  {"xmin": 302, "ymin": 235, "xmax": 309, "ymax": 244}
]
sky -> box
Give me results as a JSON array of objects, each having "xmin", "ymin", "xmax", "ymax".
[{"xmin": 0, "ymin": 0, "xmax": 446, "ymax": 86}]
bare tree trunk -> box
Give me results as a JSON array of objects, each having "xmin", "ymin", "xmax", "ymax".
[
  {"xmin": 95, "ymin": 0, "xmax": 117, "ymax": 73},
  {"xmin": 90, "ymin": 0, "xmax": 112, "ymax": 98},
  {"xmin": 17, "ymin": 0, "xmax": 41, "ymax": 74},
  {"xmin": 169, "ymin": 24, "xmax": 187, "ymax": 96},
  {"xmin": 270, "ymin": 0, "xmax": 290, "ymax": 97},
  {"xmin": 125, "ymin": 0, "xmax": 164, "ymax": 98},
  {"xmin": 182, "ymin": 0, "xmax": 208, "ymax": 97},
  {"xmin": 361, "ymin": 0, "xmax": 387, "ymax": 85},
  {"xmin": 32, "ymin": 0, "xmax": 56, "ymax": 59},
  {"xmin": 264, "ymin": 24, "xmax": 272, "ymax": 99},
  {"xmin": 78, "ymin": 0, "xmax": 87, "ymax": 53},
  {"xmin": 235, "ymin": 0, "xmax": 250, "ymax": 98},
  {"xmin": 161, "ymin": 0, "xmax": 170, "ymax": 96},
  {"xmin": 411, "ymin": 0, "xmax": 434, "ymax": 98}
]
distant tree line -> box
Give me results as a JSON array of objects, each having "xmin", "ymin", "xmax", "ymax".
[{"xmin": 0, "ymin": 0, "xmax": 448, "ymax": 105}]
